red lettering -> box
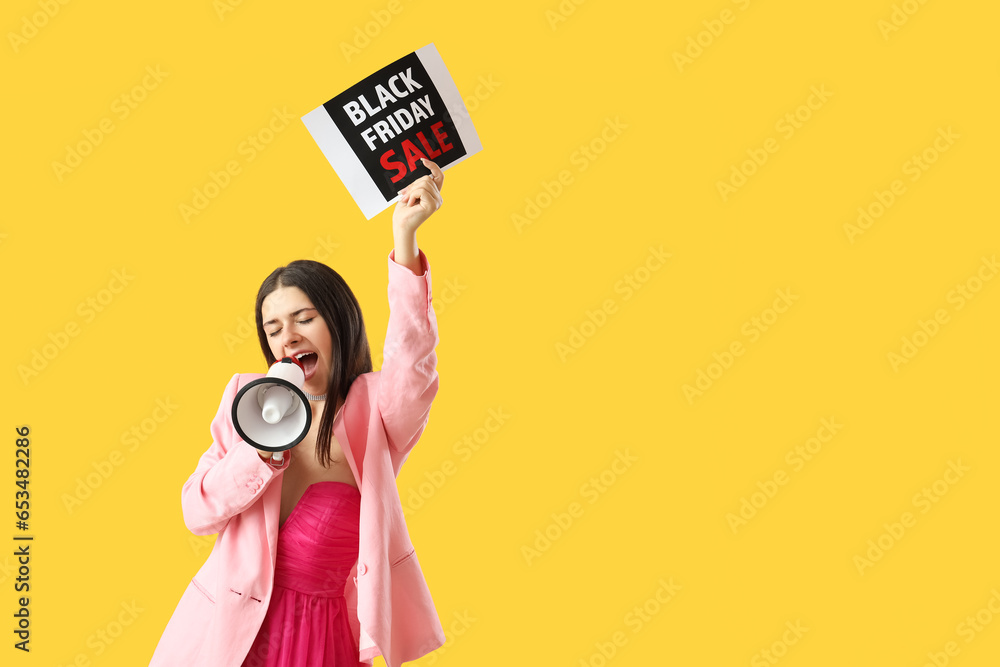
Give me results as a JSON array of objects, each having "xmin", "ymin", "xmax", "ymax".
[
  {"xmin": 417, "ymin": 132, "xmax": 442, "ymax": 159},
  {"xmin": 380, "ymin": 149, "xmax": 407, "ymax": 183},
  {"xmin": 431, "ymin": 121, "xmax": 454, "ymax": 153},
  {"xmin": 382, "ymin": 125, "xmax": 457, "ymax": 184},
  {"xmin": 401, "ymin": 139, "xmax": 426, "ymax": 173}
]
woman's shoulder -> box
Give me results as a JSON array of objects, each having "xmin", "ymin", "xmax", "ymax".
[
  {"xmin": 340, "ymin": 370, "xmax": 386, "ymax": 417},
  {"xmin": 346, "ymin": 369, "xmax": 379, "ymax": 399},
  {"xmin": 209, "ymin": 373, "xmax": 267, "ymax": 410},
  {"xmin": 235, "ymin": 371, "xmax": 266, "ymax": 385}
]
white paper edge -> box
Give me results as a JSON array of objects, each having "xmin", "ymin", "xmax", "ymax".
[
  {"xmin": 301, "ymin": 106, "xmax": 386, "ymax": 220},
  {"xmin": 415, "ymin": 42, "xmax": 484, "ymax": 163}
]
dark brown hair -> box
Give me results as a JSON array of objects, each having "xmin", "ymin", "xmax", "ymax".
[{"xmin": 254, "ymin": 260, "xmax": 372, "ymax": 466}]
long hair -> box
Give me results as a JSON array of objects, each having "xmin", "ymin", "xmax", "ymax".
[{"xmin": 254, "ymin": 260, "xmax": 372, "ymax": 466}]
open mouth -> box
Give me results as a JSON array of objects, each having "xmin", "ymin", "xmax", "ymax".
[{"xmin": 294, "ymin": 352, "xmax": 319, "ymax": 378}]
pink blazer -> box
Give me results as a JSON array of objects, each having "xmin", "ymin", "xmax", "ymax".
[{"xmin": 149, "ymin": 249, "xmax": 445, "ymax": 667}]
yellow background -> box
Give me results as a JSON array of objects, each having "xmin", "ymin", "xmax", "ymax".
[{"xmin": 4, "ymin": 0, "xmax": 999, "ymax": 664}]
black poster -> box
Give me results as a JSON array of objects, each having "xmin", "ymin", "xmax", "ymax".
[{"xmin": 322, "ymin": 51, "xmax": 467, "ymax": 201}]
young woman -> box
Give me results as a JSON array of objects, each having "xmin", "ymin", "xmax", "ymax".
[{"xmin": 150, "ymin": 159, "xmax": 448, "ymax": 667}]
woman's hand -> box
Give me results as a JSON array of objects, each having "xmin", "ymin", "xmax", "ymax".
[
  {"xmin": 392, "ymin": 158, "xmax": 444, "ymax": 236},
  {"xmin": 255, "ymin": 448, "xmax": 286, "ymax": 466}
]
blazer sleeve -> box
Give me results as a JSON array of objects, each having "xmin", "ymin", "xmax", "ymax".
[
  {"xmin": 180, "ymin": 373, "xmax": 290, "ymax": 536},
  {"xmin": 377, "ymin": 248, "xmax": 440, "ymax": 455}
]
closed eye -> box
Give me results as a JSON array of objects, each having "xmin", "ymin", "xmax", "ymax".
[{"xmin": 267, "ymin": 318, "xmax": 314, "ymax": 338}]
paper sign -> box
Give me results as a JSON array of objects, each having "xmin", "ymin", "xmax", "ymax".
[{"xmin": 301, "ymin": 43, "xmax": 483, "ymax": 219}]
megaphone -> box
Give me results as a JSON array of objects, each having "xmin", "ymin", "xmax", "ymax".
[{"xmin": 232, "ymin": 357, "xmax": 312, "ymax": 463}]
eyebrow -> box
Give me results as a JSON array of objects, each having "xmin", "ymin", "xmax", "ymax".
[{"xmin": 263, "ymin": 307, "xmax": 317, "ymax": 328}]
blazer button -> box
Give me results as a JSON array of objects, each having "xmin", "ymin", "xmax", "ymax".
[{"xmin": 358, "ymin": 563, "xmax": 367, "ymax": 576}]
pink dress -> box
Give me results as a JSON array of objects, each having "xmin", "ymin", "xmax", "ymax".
[{"xmin": 241, "ymin": 481, "xmax": 364, "ymax": 667}]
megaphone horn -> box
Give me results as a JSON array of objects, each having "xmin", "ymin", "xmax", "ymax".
[{"xmin": 232, "ymin": 357, "xmax": 312, "ymax": 461}]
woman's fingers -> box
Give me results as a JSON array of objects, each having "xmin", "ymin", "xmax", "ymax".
[
  {"xmin": 398, "ymin": 160, "xmax": 443, "ymax": 199},
  {"xmin": 400, "ymin": 186, "xmax": 439, "ymax": 210},
  {"xmin": 421, "ymin": 158, "xmax": 445, "ymax": 192},
  {"xmin": 398, "ymin": 172, "xmax": 443, "ymax": 209},
  {"xmin": 392, "ymin": 162, "xmax": 443, "ymax": 228}
]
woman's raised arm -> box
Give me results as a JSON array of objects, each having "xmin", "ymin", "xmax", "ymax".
[{"xmin": 377, "ymin": 158, "xmax": 445, "ymax": 454}]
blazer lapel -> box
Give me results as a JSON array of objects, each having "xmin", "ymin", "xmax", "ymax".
[{"xmin": 337, "ymin": 380, "xmax": 370, "ymax": 486}]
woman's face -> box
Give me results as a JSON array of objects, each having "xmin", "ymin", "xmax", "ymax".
[{"xmin": 261, "ymin": 285, "xmax": 333, "ymax": 397}]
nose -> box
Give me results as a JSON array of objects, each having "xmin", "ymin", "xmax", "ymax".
[{"xmin": 278, "ymin": 326, "xmax": 300, "ymax": 354}]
